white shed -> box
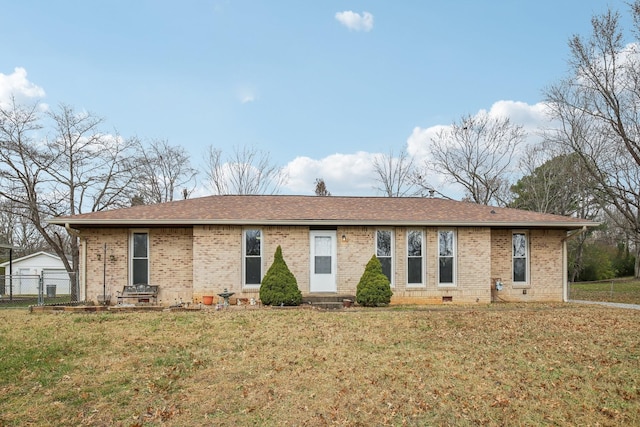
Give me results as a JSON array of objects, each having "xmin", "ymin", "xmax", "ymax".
[{"xmin": 0, "ymin": 252, "xmax": 70, "ymax": 295}]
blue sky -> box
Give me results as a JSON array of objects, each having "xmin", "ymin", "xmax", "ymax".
[{"xmin": 0, "ymin": 0, "xmax": 633, "ymax": 197}]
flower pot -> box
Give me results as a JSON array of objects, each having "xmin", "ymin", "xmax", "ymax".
[{"xmin": 202, "ymin": 295, "xmax": 214, "ymax": 305}]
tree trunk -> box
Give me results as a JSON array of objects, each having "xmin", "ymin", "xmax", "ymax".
[{"xmin": 635, "ymin": 242, "xmax": 640, "ymax": 279}]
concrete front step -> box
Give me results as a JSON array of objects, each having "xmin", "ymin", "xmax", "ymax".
[{"xmin": 303, "ymin": 295, "xmax": 356, "ymax": 309}]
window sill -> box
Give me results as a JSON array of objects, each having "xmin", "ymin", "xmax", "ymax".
[
  {"xmin": 437, "ymin": 284, "xmax": 457, "ymax": 288},
  {"xmin": 512, "ymin": 283, "xmax": 530, "ymax": 289}
]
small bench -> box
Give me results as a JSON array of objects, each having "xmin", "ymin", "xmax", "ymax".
[{"xmin": 116, "ymin": 284, "xmax": 159, "ymax": 304}]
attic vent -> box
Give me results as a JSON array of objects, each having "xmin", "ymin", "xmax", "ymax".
[{"xmin": 442, "ymin": 296, "xmax": 453, "ymax": 303}]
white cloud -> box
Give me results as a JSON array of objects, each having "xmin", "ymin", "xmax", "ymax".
[
  {"xmin": 237, "ymin": 85, "xmax": 257, "ymax": 104},
  {"xmin": 283, "ymin": 151, "xmax": 379, "ymax": 195},
  {"xmin": 335, "ymin": 11, "xmax": 374, "ymax": 32},
  {"xmin": 402, "ymin": 100, "xmax": 555, "ymax": 199},
  {"xmin": 406, "ymin": 124, "xmax": 447, "ymax": 161},
  {"xmin": 0, "ymin": 67, "xmax": 46, "ymax": 108},
  {"xmin": 484, "ymin": 100, "xmax": 550, "ymax": 131},
  {"xmin": 280, "ymin": 101, "xmax": 554, "ymax": 198},
  {"xmin": 407, "ymin": 100, "xmax": 552, "ymax": 161}
]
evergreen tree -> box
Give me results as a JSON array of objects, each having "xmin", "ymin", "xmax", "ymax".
[
  {"xmin": 314, "ymin": 178, "xmax": 331, "ymax": 196},
  {"xmin": 259, "ymin": 246, "xmax": 302, "ymax": 306},
  {"xmin": 356, "ymin": 255, "xmax": 393, "ymax": 306}
]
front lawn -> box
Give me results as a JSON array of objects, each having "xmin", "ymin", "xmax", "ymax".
[{"xmin": 0, "ymin": 304, "xmax": 638, "ymax": 426}]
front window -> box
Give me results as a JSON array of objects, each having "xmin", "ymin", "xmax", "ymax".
[
  {"xmin": 131, "ymin": 232, "xmax": 149, "ymax": 285},
  {"xmin": 438, "ymin": 229, "xmax": 456, "ymax": 285},
  {"xmin": 244, "ymin": 229, "xmax": 262, "ymax": 287},
  {"xmin": 376, "ymin": 230, "xmax": 393, "ymax": 285},
  {"xmin": 407, "ymin": 230, "xmax": 424, "ymax": 286},
  {"xmin": 513, "ymin": 232, "xmax": 528, "ymax": 284}
]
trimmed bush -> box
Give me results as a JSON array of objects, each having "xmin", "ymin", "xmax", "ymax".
[
  {"xmin": 356, "ymin": 255, "xmax": 393, "ymax": 307},
  {"xmin": 259, "ymin": 246, "xmax": 302, "ymax": 306}
]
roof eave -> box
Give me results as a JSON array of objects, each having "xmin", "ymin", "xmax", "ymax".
[{"xmin": 48, "ymin": 218, "xmax": 597, "ymax": 229}]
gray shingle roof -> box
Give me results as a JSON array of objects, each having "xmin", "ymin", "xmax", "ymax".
[{"xmin": 48, "ymin": 195, "xmax": 596, "ymax": 229}]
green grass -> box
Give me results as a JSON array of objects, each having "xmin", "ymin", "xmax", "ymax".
[
  {"xmin": 0, "ymin": 294, "xmax": 74, "ymax": 308},
  {"xmin": 0, "ymin": 304, "xmax": 638, "ymax": 426},
  {"xmin": 569, "ymin": 278, "xmax": 640, "ymax": 304}
]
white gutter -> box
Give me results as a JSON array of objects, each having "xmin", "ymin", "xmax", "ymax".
[
  {"xmin": 65, "ymin": 223, "xmax": 82, "ymax": 237},
  {"xmin": 51, "ymin": 218, "xmax": 597, "ymax": 229}
]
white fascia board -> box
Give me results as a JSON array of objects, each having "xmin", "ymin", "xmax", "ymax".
[{"xmin": 48, "ymin": 218, "xmax": 597, "ymax": 229}]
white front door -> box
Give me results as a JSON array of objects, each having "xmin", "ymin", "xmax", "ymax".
[{"xmin": 310, "ymin": 231, "xmax": 337, "ymax": 293}]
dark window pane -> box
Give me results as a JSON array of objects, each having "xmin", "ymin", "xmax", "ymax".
[
  {"xmin": 132, "ymin": 259, "xmax": 148, "ymax": 284},
  {"xmin": 378, "ymin": 257, "xmax": 392, "ymax": 283},
  {"xmin": 133, "ymin": 233, "xmax": 148, "ymax": 258},
  {"xmin": 513, "ymin": 258, "xmax": 526, "ymax": 282},
  {"xmin": 408, "ymin": 257, "xmax": 422, "ymax": 284},
  {"xmin": 377, "ymin": 231, "xmax": 391, "ymax": 257},
  {"xmin": 245, "ymin": 257, "xmax": 261, "ymax": 284},
  {"xmin": 439, "ymin": 258, "xmax": 453, "ymax": 283},
  {"xmin": 408, "ymin": 231, "xmax": 422, "ymax": 256},
  {"xmin": 246, "ymin": 230, "xmax": 261, "ymax": 256},
  {"xmin": 315, "ymin": 256, "xmax": 331, "ymax": 274}
]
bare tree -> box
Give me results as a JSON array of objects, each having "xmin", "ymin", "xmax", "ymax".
[
  {"xmin": 511, "ymin": 144, "xmax": 601, "ymax": 281},
  {"xmin": 0, "ymin": 99, "xmax": 60, "ymax": 261},
  {"xmin": 545, "ymin": 3, "xmax": 640, "ymax": 277},
  {"xmin": 314, "ymin": 178, "xmax": 331, "ymax": 196},
  {"xmin": 134, "ymin": 138, "xmax": 198, "ymax": 204},
  {"xmin": 0, "ymin": 100, "xmax": 140, "ymax": 298},
  {"xmin": 46, "ymin": 104, "xmax": 139, "ymax": 215},
  {"xmin": 372, "ymin": 149, "xmax": 421, "ymax": 197},
  {"xmin": 429, "ymin": 114, "xmax": 526, "ymax": 206},
  {"xmin": 0, "ymin": 198, "xmax": 48, "ymax": 257},
  {"xmin": 204, "ymin": 145, "xmax": 288, "ymax": 195},
  {"xmin": 511, "ymin": 145, "xmax": 598, "ymax": 216}
]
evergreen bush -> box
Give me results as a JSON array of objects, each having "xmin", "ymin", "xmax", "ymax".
[
  {"xmin": 356, "ymin": 255, "xmax": 393, "ymax": 307},
  {"xmin": 259, "ymin": 246, "xmax": 302, "ymax": 306}
]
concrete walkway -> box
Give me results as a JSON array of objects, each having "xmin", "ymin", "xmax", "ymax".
[{"xmin": 569, "ymin": 300, "xmax": 640, "ymax": 310}]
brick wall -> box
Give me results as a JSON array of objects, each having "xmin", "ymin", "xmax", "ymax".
[
  {"xmin": 192, "ymin": 225, "xmax": 241, "ymax": 302},
  {"xmin": 490, "ymin": 229, "xmax": 565, "ymax": 302},
  {"xmin": 389, "ymin": 227, "xmax": 492, "ymax": 304},
  {"xmin": 149, "ymin": 228, "xmax": 193, "ymax": 304},
  {"xmin": 80, "ymin": 225, "xmax": 567, "ymax": 305},
  {"xmin": 82, "ymin": 229, "xmax": 128, "ymax": 302},
  {"xmin": 81, "ymin": 228, "xmax": 192, "ymax": 304}
]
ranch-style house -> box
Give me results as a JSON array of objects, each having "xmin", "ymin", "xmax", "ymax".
[{"xmin": 48, "ymin": 195, "xmax": 595, "ymax": 305}]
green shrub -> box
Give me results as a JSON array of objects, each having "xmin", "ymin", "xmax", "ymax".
[
  {"xmin": 612, "ymin": 243, "xmax": 636, "ymax": 277},
  {"xmin": 576, "ymin": 243, "xmax": 616, "ymax": 281},
  {"xmin": 259, "ymin": 246, "xmax": 302, "ymax": 306},
  {"xmin": 356, "ymin": 255, "xmax": 393, "ymax": 307}
]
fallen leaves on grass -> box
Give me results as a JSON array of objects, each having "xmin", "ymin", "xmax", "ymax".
[{"xmin": 0, "ymin": 304, "xmax": 638, "ymax": 426}]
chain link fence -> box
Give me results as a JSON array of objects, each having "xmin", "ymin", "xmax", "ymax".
[
  {"xmin": 568, "ymin": 278, "xmax": 640, "ymax": 305},
  {"xmin": 0, "ymin": 271, "xmax": 79, "ymax": 306}
]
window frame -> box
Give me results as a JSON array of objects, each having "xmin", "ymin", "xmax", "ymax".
[
  {"xmin": 437, "ymin": 229, "xmax": 456, "ymax": 287},
  {"xmin": 243, "ymin": 228, "xmax": 262, "ymax": 289},
  {"xmin": 406, "ymin": 229, "xmax": 425, "ymax": 288},
  {"xmin": 130, "ymin": 230, "xmax": 149, "ymax": 286},
  {"xmin": 375, "ymin": 229, "xmax": 394, "ymax": 287},
  {"xmin": 512, "ymin": 230, "xmax": 530, "ymax": 286}
]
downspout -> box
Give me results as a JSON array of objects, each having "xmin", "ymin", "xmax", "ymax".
[
  {"xmin": 561, "ymin": 226, "xmax": 588, "ymax": 302},
  {"xmin": 65, "ymin": 224, "xmax": 85, "ymax": 301}
]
